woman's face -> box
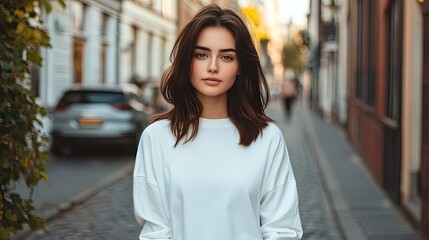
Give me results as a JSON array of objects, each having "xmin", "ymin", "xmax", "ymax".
[{"xmin": 190, "ymin": 26, "xmax": 240, "ymax": 102}]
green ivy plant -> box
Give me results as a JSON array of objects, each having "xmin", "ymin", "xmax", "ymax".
[{"xmin": 0, "ymin": 0, "xmax": 64, "ymax": 239}]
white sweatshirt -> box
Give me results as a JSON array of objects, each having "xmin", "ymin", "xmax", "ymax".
[{"xmin": 133, "ymin": 118, "xmax": 303, "ymax": 240}]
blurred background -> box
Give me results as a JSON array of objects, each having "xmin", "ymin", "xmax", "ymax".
[{"xmin": 13, "ymin": 0, "xmax": 429, "ymax": 239}]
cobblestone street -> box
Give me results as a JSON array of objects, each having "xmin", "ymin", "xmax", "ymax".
[
  {"xmin": 23, "ymin": 101, "xmax": 343, "ymax": 240},
  {"xmin": 25, "ymin": 176, "xmax": 139, "ymax": 240}
]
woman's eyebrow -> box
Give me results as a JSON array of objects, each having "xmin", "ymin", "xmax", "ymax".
[{"xmin": 195, "ymin": 46, "xmax": 237, "ymax": 53}]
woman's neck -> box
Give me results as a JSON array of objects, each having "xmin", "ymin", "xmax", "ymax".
[{"xmin": 198, "ymin": 95, "xmax": 228, "ymax": 119}]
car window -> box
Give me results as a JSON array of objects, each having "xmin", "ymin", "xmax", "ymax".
[{"xmin": 61, "ymin": 91, "xmax": 127, "ymax": 104}]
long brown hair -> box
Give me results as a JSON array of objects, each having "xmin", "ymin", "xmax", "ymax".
[{"xmin": 152, "ymin": 4, "xmax": 273, "ymax": 147}]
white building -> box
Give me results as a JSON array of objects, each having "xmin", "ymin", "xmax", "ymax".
[
  {"xmin": 35, "ymin": 0, "xmax": 121, "ymax": 108},
  {"xmin": 120, "ymin": 0, "xmax": 178, "ymax": 105},
  {"xmin": 34, "ymin": 0, "xmax": 178, "ymax": 134}
]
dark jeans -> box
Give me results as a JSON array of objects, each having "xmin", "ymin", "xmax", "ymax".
[{"xmin": 283, "ymin": 96, "xmax": 296, "ymax": 115}]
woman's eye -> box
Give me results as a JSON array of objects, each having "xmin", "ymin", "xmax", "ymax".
[
  {"xmin": 195, "ymin": 53, "xmax": 207, "ymax": 59},
  {"xmin": 221, "ymin": 55, "xmax": 234, "ymax": 61}
]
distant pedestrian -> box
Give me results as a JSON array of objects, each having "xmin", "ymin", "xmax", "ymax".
[
  {"xmin": 281, "ymin": 78, "xmax": 298, "ymax": 117},
  {"xmin": 133, "ymin": 4, "xmax": 302, "ymax": 240}
]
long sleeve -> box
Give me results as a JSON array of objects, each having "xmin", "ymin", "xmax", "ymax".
[
  {"xmin": 260, "ymin": 133, "xmax": 303, "ymax": 240},
  {"xmin": 133, "ymin": 132, "xmax": 171, "ymax": 240}
]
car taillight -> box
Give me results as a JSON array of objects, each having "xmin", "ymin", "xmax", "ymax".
[
  {"xmin": 112, "ymin": 103, "xmax": 132, "ymax": 110},
  {"xmin": 55, "ymin": 103, "xmax": 69, "ymax": 111}
]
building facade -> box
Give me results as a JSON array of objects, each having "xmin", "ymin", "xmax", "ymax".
[
  {"xmin": 120, "ymin": 0, "xmax": 177, "ymax": 106},
  {"xmin": 309, "ymin": 0, "xmax": 428, "ymax": 237},
  {"xmin": 419, "ymin": 1, "xmax": 429, "ymax": 238},
  {"xmin": 346, "ymin": 2, "xmax": 427, "ymax": 235},
  {"xmin": 34, "ymin": 0, "xmax": 121, "ymax": 108},
  {"xmin": 34, "ymin": 0, "xmax": 178, "ymax": 132}
]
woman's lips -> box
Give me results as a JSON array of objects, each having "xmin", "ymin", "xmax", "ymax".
[{"xmin": 202, "ymin": 77, "xmax": 221, "ymax": 86}]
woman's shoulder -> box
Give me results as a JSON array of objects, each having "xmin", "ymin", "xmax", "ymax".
[
  {"xmin": 252, "ymin": 122, "xmax": 284, "ymax": 145},
  {"xmin": 142, "ymin": 119, "xmax": 171, "ymax": 136},
  {"xmin": 263, "ymin": 122, "xmax": 283, "ymax": 137},
  {"xmin": 250, "ymin": 122, "xmax": 286, "ymax": 150}
]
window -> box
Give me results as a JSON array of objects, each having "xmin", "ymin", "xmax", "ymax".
[
  {"xmin": 355, "ymin": 0, "xmax": 377, "ymax": 107},
  {"xmin": 74, "ymin": 37, "xmax": 85, "ymax": 85},
  {"xmin": 60, "ymin": 91, "xmax": 127, "ymax": 104},
  {"xmin": 147, "ymin": 32, "xmax": 153, "ymax": 77},
  {"xmin": 101, "ymin": 42, "xmax": 107, "ymax": 84},
  {"xmin": 101, "ymin": 13, "xmax": 109, "ymax": 84},
  {"xmin": 101, "ymin": 13, "xmax": 109, "ymax": 37},
  {"xmin": 72, "ymin": 2, "xmax": 87, "ymax": 31},
  {"xmin": 386, "ymin": 0, "xmax": 403, "ymax": 119},
  {"xmin": 355, "ymin": 0, "xmax": 363, "ymax": 99},
  {"xmin": 161, "ymin": 36, "xmax": 167, "ymax": 70},
  {"xmin": 367, "ymin": 1, "xmax": 377, "ymax": 106},
  {"xmin": 131, "ymin": 26, "xmax": 138, "ymax": 76}
]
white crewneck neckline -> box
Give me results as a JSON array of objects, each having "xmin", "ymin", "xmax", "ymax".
[{"xmin": 199, "ymin": 117, "xmax": 234, "ymax": 128}]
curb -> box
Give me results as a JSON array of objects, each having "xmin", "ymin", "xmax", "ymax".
[
  {"xmin": 55, "ymin": 161, "xmax": 134, "ymax": 216},
  {"xmin": 298, "ymin": 108, "xmax": 368, "ymax": 240},
  {"xmin": 14, "ymin": 161, "xmax": 134, "ymax": 240}
]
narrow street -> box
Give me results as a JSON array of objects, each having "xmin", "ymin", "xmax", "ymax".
[
  {"xmin": 21, "ymin": 100, "xmax": 344, "ymax": 240},
  {"xmin": 3, "ymin": 0, "xmax": 427, "ymax": 238}
]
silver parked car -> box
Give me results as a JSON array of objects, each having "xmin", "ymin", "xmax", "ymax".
[{"xmin": 51, "ymin": 86, "xmax": 150, "ymax": 155}]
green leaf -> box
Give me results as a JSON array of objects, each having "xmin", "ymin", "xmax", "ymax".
[
  {"xmin": 25, "ymin": 5, "xmax": 34, "ymax": 13},
  {"xmin": 0, "ymin": 61, "xmax": 12, "ymax": 71},
  {"xmin": 58, "ymin": 0, "xmax": 66, "ymax": 8},
  {"xmin": 5, "ymin": 210, "xmax": 17, "ymax": 222},
  {"xmin": 26, "ymin": 51, "xmax": 42, "ymax": 66},
  {"xmin": 9, "ymin": 194, "xmax": 22, "ymax": 204},
  {"xmin": 1, "ymin": 72, "xmax": 11, "ymax": 80},
  {"xmin": 14, "ymin": 10, "xmax": 25, "ymax": 19},
  {"xmin": 40, "ymin": 172, "xmax": 48, "ymax": 182},
  {"xmin": 1, "ymin": 158, "xmax": 9, "ymax": 168},
  {"xmin": 16, "ymin": 22, "xmax": 25, "ymax": 33},
  {"xmin": 43, "ymin": 2, "xmax": 52, "ymax": 13},
  {"xmin": 32, "ymin": 29, "xmax": 42, "ymax": 42},
  {"xmin": 29, "ymin": 216, "xmax": 44, "ymax": 229}
]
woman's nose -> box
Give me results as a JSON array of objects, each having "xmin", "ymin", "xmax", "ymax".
[{"xmin": 208, "ymin": 58, "xmax": 218, "ymax": 73}]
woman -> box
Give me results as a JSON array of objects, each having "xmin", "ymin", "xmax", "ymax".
[
  {"xmin": 281, "ymin": 78, "xmax": 298, "ymax": 117},
  {"xmin": 133, "ymin": 4, "xmax": 303, "ymax": 240}
]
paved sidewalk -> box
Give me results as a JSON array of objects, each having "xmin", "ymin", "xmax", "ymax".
[
  {"xmin": 295, "ymin": 104, "xmax": 422, "ymax": 240},
  {"xmin": 267, "ymin": 101, "xmax": 343, "ymax": 239}
]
